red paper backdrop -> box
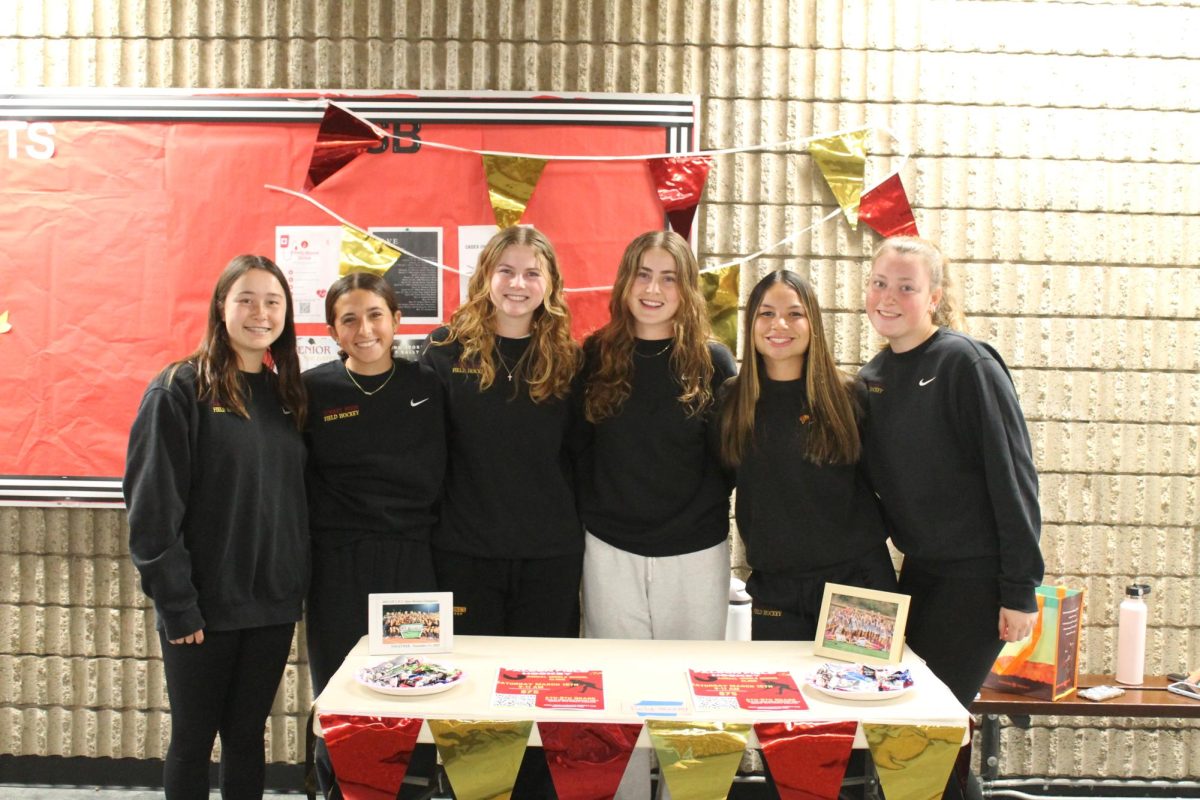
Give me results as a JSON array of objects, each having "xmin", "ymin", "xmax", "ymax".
[{"xmin": 0, "ymin": 93, "xmax": 689, "ymax": 483}]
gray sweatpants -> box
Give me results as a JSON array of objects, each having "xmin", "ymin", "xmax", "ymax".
[{"xmin": 581, "ymin": 531, "xmax": 730, "ymax": 800}]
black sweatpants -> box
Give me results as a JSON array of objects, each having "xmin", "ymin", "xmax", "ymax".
[
  {"xmin": 158, "ymin": 623, "xmax": 295, "ymax": 800},
  {"xmin": 433, "ymin": 550, "xmax": 583, "ymax": 637},
  {"xmin": 747, "ymin": 545, "xmax": 899, "ymax": 641},
  {"xmin": 434, "ymin": 550, "xmax": 583, "ymax": 799},
  {"xmin": 900, "ymin": 556, "xmax": 1005, "ymax": 800},
  {"xmin": 307, "ymin": 536, "xmax": 439, "ymax": 799}
]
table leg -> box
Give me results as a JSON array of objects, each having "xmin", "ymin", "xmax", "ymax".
[{"xmin": 979, "ymin": 713, "xmax": 1001, "ymax": 786}]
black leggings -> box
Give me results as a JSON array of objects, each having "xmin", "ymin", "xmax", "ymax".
[
  {"xmin": 900, "ymin": 558, "xmax": 1004, "ymax": 800},
  {"xmin": 158, "ymin": 623, "xmax": 295, "ymax": 800}
]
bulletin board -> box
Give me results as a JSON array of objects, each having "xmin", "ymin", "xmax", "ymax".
[{"xmin": 0, "ymin": 90, "xmax": 699, "ymax": 504}]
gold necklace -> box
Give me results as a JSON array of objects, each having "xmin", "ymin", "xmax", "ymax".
[
  {"xmin": 344, "ymin": 360, "xmax": 396, "ymax": 396},
  {"xmin": 634, "ymin": 340, "xmax": 673, "ymax": 358}
]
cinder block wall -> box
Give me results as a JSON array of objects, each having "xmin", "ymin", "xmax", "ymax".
[{"xmin": 2, "ymin": 0, "xmax": 1197, "ymax": 780}]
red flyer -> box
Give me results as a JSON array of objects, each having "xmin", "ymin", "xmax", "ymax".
[
  {"xmin": 493, "ymin": 668, "xmax": 606, "ymax": 710},
  {"xmin": 687, "ymin": 669, "xmax": 808, "ymax": 711}
]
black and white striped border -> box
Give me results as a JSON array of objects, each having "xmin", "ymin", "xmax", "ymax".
[{"xmin": 0, "ymin": 477, "xmax": 125, "ymax": 506}]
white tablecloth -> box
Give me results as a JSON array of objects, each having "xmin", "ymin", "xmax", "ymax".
[{"xmin": 314, "ymin": 634, "xmax": 971, "ymax": 748}]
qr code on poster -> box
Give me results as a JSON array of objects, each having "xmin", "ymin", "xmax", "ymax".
[
  {"xmin": 692, "ymin": 696, "xmax": 739, "ymax": 711},
  {"xmin": 493, "ymin": 694, "xmax": 536, "ymax": 708},
  {"xmin": 299, "ymin": 301, "xmax": 311, "ymax": 315}
]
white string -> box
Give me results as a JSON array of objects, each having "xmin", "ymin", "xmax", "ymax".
[
  {"xmin": 326, "ymin": 100, "xmax": 887, "ymax": 162},
  {"xmin": 271, "ymin": 120, "xmax": 913, "ymax": 291},
  {"xmin": 265, "ymin": 184, "xmax": 466, "ymax": 276}
]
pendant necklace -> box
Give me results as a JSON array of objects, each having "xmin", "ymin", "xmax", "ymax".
[
  {"xmin": 496, "ymin": 345, "xmax": 527, "ymax": 383},
  {"xmin": 634, "ymin": 340, "xmax": 673, "ymax": 358},
  {"xmin": 345, "ymin": 361, "xmax": 396, "ymax": 396}
]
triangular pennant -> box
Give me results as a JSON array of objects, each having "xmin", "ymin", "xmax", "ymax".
[
  {"xmin": 647, "ymin": 156, "xmax": 713, "ymax": 240},
  {"xmin": 859, "ymin": 173, "xmax": 919, "ymax": 238},
  {"xmin": 304, "ymin": 103, "xmax": 386, "ymax": 190},
  {"xmin": 700, "ymin": 263, "xmax": 739, "ymax": 352},
  {"xmin": 428, "ymin": 719, "xmax": 533, "ymax": 800},
  {"xmin": 482, "ymin": 154, "xmax": 548, "ymax": 229},
  {"xmin": 755, "ymin": 721, "xmax": 857, "ymax": 800},
  {"xmin": 538, "ymin": 721, "xmax": 643, "ymax": 800},
  {"xmin": 319, "ymin": 714, "xmax": 422, "ymax": 800},
  {"xmin": 646, "ymin": 720, "xmax": 750, "ymax": 800},
  {"xmin": 339, "ymin": 225, "xmax": 401, "ymax": 276},
  {"xmin": 809, "ymin": 130, "xmax": 869, "ymax": 228},
  {"xmin": 863, "ymin": 723, "xmax": 966, "ymax": 800}
]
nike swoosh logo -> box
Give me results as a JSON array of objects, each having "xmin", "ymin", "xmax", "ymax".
[
  {"xmin": 410, "ymin": 398, "xmax": 430, "ymax": 407},
  {"xmin": 918, "ymin": 377, "xmax": 936, "ymax": 387}
]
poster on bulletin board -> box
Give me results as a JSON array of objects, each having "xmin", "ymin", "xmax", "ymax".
[{"xmin": 0, "ymin": 90, "xmax": 699, "ymax": 503}]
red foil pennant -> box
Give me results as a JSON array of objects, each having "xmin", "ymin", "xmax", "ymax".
[
  {"xmin": 858, "ymin": 173, "xmax": 919, "ymax": 238},
  {"xmin": 305, "ymin": 103, "xmax": 386, "ymax": 190},
  {"xmin": 755, "ymin": 720, "xmax": 857, "ymax": 800},
  {"xmin": 646, "ymin": 156, "xmax": 713, "ymax": 240},
  {"xmin": 320, "ymin": 714, "xmax": 422, "ymax": 800},
  {"xmin": 538, "ymin": 721, "xmax": 643, "ymax": 800}
]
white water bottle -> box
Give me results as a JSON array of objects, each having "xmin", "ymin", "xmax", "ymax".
[
  {"xmin": 1115, "ymin": 583, "xmax": 1150, "ymax": 685},
  {"xmin": 726, "ymin": 577, "xmax": 752, "ymax": 641}
]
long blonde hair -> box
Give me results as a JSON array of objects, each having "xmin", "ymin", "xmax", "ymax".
[
  {"xmin": 871, "ymin": 236, "xmax": 966, "ymax": 331},
  {"xmin": 437, "ymin": 227, "xmax": 579, "ymax": 402},
  {"xmin": 584, "ymin": 230, "xmax": 715, "ymax": 422},
  {"xmin": 719, "ymin": 270, "xmax": 860, "ymax": 467}
]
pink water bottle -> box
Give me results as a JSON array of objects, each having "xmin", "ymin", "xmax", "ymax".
[{"xmin": 1115, "ymin": 583, "xmax": 1150, "ymax": 685}]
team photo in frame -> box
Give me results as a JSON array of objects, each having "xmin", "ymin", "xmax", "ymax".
[
  {"xmin": 813, "ymin": 583, "xmax": 911, "ymax": 665},
  {"xmin": 368, "ymin": 592, "xmax": 455, "ymax": 655}
]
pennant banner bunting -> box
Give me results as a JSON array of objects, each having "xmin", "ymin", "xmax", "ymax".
[
  {"xmin": 538, "ymin": 721, "xmax": 643, "ymax": 800},
  {"xmin": 754, "ymin": 721, "xmax": 857, "ymax": 800},
  {"xmin": 319, "ymin": 714, "xmax": 423, "ymax": 800},
  {"xmin": 809, "ymin": 130, "xmax": 868, "ymax": 228},
  {"xmin": 646, "ymin": 156, "xmax": 714, "ymax": 240},
  {"xmin": 700, "ymin": 263, "xmax": 739, "ymax": 352},
  {"xmin": 339, "ymin": 224, "xmax": 402, "ymax": 276},
  {"xmin": 863, "ymin": 723, "xmax": 966, "ymax": 800},
  {"xmin": 482, "ymin": 154, "xmax": 548, "ymax": 229},
  {"xmin": 305, "ymin": 103, "xmax": 386, "ymax": 190},
  {"xmin": 859, "ymin": 172, "xmax": 919, "ymax": 238},
  {"xmin": 427, "ymin": 719, "xmax": 533, "ymax": 800},
  {"xmin": 646, "ymin": 720, "xmax": 750, "ymax": 800}
]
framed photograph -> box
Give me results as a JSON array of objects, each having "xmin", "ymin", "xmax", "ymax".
[
  {"xmin": 813, "ymin": 583, "xmax": 911, "ymax": 665},
  {"xmin": 368, "ymin": 592, "xmax": 454, "ymax": 655}
]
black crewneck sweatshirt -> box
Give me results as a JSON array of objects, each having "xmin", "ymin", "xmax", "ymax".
[
  {"xmin": 731, "ymin": 376, "xmax": 889, "ymax": 573},
  {"xmin": 123, "ymin": 365, "xmax": 308, "ymax": 639},
  {"xmin": 859, "ymin": 328, "xmax": 1043, "ymax": 611},
  {"xmin": 577, "ymin": 338, "xmax": 735, "ymax": 557},
  {"xmin": 303, "ymin": 357, "xmax": 446, "ymax": 546},
  {"xmin": 420, "ymin": 328, "xmax": 582, "ymax": 559}
]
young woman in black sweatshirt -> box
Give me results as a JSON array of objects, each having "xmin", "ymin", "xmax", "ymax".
[
  {"xmin": 578, "ymin": 230, "xmax": 735, "ymax": 641},
  {"xmin": 718, "ymin": 270, "xmax": 896, "ymax": 640},
  {"xmin": 860, "ymin": 237, "xmax": 1043, "ymax": 799},
  {"xmin": 419, "ymin": 226, "xmax": 582, "ymax": 638},
  {"xmin": 124, "ymin": 255, "xmax": 308, "ymax": 800},
  {"xmin": 303, "ymin": 271, "xmax": 446, "ymax": 795}
]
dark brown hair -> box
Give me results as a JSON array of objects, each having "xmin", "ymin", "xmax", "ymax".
[
  {"xmin": 719, "ymin": 270, "xmax": 860, "ymax": 467},
  {"xmin": 169, "ymin": 254, "xmax": 306, "ymax": 429}
]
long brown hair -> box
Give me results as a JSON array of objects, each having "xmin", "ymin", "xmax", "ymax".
[
  {"xmin": 436, "ymin": 227, "xmax": 579, "ymax": 402},
  {"xmin": 719, "ymin": 270, "xmax": 860, "ymax": 467},
  {"xmin": 168, "ymin": 254, "xmax": 306, "ymax": 429},
  {"xmin": 871, "ymin": 236, "xmax": 966, "ymax": 332},
  {"xmin": 584, "ymin": 230, "xmax": 715, "ymax": 422}
]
